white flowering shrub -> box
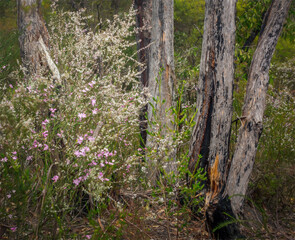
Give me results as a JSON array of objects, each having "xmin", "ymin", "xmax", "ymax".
[{"xmin": 0, "ymin": 8, "xmax": 146, "ymax": 237}]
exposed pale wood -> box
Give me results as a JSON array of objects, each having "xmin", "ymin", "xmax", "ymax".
[{"xmin": 38, "ymin": 37, "xmax": 61, "ymax": 82}]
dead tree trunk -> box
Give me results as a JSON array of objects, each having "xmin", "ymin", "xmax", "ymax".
[
  {"xmin": 17, "ymin": 0, "xmax": 50, "ymax": 76},
  {"xmin": 189, "ymin": 0, "xmax": 292, "ymax": 238},
  {"xmin": 135, "ymin": 0, "xmax": 176, "ymax": 185},
  {"xmin": 225, "ymin": 0, "xmax": 292, "ymax": 216},
  {"xmin": 189, "ymin": 0, "xmax": 236, "ymax": 216}
]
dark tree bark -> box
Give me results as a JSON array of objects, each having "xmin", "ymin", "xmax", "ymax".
[
  {"xmin": 17, "ymin": 0, "xmax": 50, "ymax": 76},
  {"xmin": 134, "ymin": 0, "xmax": 152, "ymax": 147},
  {"xmin": 225, "ymin": 0, "xmax": 292, "ymax": 216},
  {"xmin": 188, "ymin": 0, "xmax": 238, "ymax": 237},
  {"xmin": 135, "ymin": 0, "xmax": 176, "ymax": 184}
]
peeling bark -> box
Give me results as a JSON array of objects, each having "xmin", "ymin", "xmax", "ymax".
[
  {"xmin": 188, "ymin": 0, "xmax": 239, "ymax": 238},
  {"xmin": 225, "ymin": 0, "xmax": 292, "ymax": 216},
  {"xmin": 135, "ymin": 0, "xmax": 176, "ymax": 185},
  {"xmin": 17, "ymin": 0, "xmax": 50, "ymax": 76},
  {"xmin": 189, "ymin": 0, "xmax": 236, "ymax": 201}
]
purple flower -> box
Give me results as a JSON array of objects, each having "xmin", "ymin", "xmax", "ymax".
[
  {"xmin": 78, "ymin": 113, "xmax": 87, "ymax": 121},
  {"xmin": 7, "ymin": 194, "xmax": 11, "ymax": 198},
  {"xmin": 1, "ymin": 157, "xmax": 8, "ymax": 162},
  {"xmin": 92, "ymin": 109, "xmax": 98, "ymax": 115},
  {"xmin": 12, "ymin": 151, "xmax": 17, "ymax": 155},
  {"xmin": 88, "ymin": 136, "xmax": 95, "ymax": 142},
  {"xmin": 77, "ymin": 136, "xmax": 83, "ymax": 144},
  {"xmin": 74, "ymin": 150, "xmax": 82, "ymax": 157},
  {"xmin": 82, "ymin": 146, "xmax": 90, "ymax": 152},
  {"xmin": 85, "ymin": 235, "xmax": 92, "ymax": 239},
  {"xmin": 52, "ymin": 175, "xmax": 59, "ymax": 182},
  {"xmin": 44, "ymin": 144, "xmax": 49, "ymax": 151},
  {"xmin": 73, "ymin": 178, "xmax": 81, "ymax": 186},
  {"xmin": 43, "ymin": 131, "xmax": 49, "ymax": 138},
  {"xmin": 10, "ymin": 227, "xmax": 17, "ymax": 232},
  {"xmin": 49, "ymin": 108, "xmax": 57, "ymax": 113},
  {"xmin": 9, "ymin": 84, "xmax": 13, "ymax": 88},
  {"xmin": 91, "ymin": 98, "xmax": 96, "ymax": 106}
]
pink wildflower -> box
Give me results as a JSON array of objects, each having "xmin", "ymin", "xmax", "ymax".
[
  {"xmin": 77, "ymin": 136, "xmax": 83, "ymax": 144},
  {"xmin": 91, "ymin": 98, "xmax": 96, "ymax": 106},
  {"xmin": 9, "ymin": 84, "xmax": 13, "ymax": 88},
  {"xmin": 43, "ymin": 131, "xmax": 49, "ymax": 138},
  {"xmin": 74, "ymin": 150, "xmax": 81, "ymax": 157},
  {"xmin": 10, "ymin": 227, "xmax": 17, "ymax": 232},
  {"xmin": 88, "ymin": 136, "xmax": 95, "ymax": 142},
  {"xmin": 44, "ymin": 144, "xmax": 49, "ymax": 151},
  {"xmin": 85, "ymin": 235, "xmax": 92, "ymax": 239},
  {"xmin": 83, "ymin": 146, "xmax": 90, "ymax": 152},
  {"xmin": 92, "ymin": 108, "xmax": 98, "ymax": 115},
  {"xmin": 78, "ymin": 113, "xmax": 86, "ymax": 120},
  {"xmin": 1, "ymin": 157, "xmax": 8, "ymax": 162},
  {"xmin": 52, "ymin": 175, "xmax": 59, "ymax": 182}
]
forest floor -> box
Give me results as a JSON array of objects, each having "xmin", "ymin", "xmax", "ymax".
[{"xmin": 64, "ymin": 189, "xmax": 295, "ymax": 240}]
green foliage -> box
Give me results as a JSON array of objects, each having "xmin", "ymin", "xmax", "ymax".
[{"xmin": 253, "ymin": 86, "xmax": 295, "ymax": 208}]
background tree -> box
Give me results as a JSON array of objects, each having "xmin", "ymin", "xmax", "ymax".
[
  {"xmin": 135, "ymin": 0, "xmax": 176, "ymax": 184},
  {"xmin": 17, "ymin": 0, "xmax": 50, "ymax": 76}
]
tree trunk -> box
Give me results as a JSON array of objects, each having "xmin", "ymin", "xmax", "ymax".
[
  {"xmin": 189, "ymin": 0, "xmax": 236, "ymax": 207},
  {"xmin": 188, "ymin": 0, "xmax": 292, "ymax": 238},
  {"xmin": 188, "ymin": 0, "xmax": 241, "ymax": 238},
  {"xmin": 225, "ymin": 0, "xmax": 292, "ymax": 216},
  {"xmin": 135, "ymin": 0, "xmax": 176, "ymax": 185},
  {"xmin": 17, "ymin": 0, "xmax": 50, "ymax": 76},
  {"xmin": 134, "ymin": 0, "xmax": 152, "ymax": 147}
]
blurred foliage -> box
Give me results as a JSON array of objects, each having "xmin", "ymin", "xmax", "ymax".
[{"xmin": 253, "ymin": 86, "xmax": 295, "ymax": 210}]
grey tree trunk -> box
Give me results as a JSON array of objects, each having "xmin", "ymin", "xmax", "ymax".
[
  {"xmin": 135, "ymin": 0, "xmax": 176, "ymax": 185},
  {"xmin": 17, "ymin": 0, "xmax": 50, "ymax": 76},
  {"xmin": 188, "ymin": 0, "xmax": 240, "ymax": 238},
  {"xmin": 225, "ymin": 0, "xmax": 292, "ymax": 216},
  {"xmin": 189, "ymin": 0, "xmax": 236, "ymax": 211},
  {"xmin": 188, "ymin": 0, "xmax": 291, "ymax": 238}
]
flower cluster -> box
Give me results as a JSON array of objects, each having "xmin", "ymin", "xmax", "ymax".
[{"xmin": 0, "ymin": 8, "xmax": 145, "ymax": 237}]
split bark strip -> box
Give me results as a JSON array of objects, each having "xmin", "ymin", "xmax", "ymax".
[
  {"xmin": 38, "ymin": 37, "xmax": 61, "ymax": 82},
  {"xmin": 225, "ymin": 0, "xmax": 292, "ymax": 215}
]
